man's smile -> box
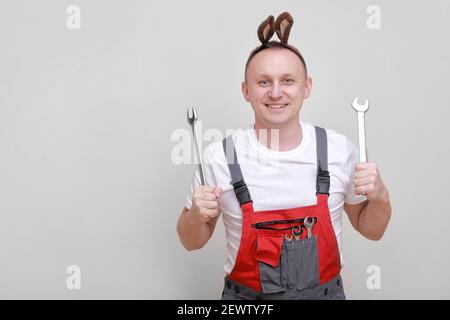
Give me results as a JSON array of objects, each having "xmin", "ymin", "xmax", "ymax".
[{"xmin": 265, "ymin": 103, "xmax": 288, "ymax": 109}]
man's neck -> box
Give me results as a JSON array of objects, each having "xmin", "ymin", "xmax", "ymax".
[{"xmin": 254, "ymin": 120, "xmax": 302, "ymax": 152}]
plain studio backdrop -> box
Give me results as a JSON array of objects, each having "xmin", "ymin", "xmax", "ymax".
[{"xmin": 0, "ymin": 0, "xmax": 449, "ymax": 299}]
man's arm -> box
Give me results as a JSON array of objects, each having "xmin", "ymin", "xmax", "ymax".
[
  {"xmin": 176, "ymin": 186, "xmax": 222, "ymax": 251},
  {"xmin": 345, "ymin": 163, "xmax": 392, "ymax": 240},
  {"xmin": 344, "ymin": 196, "xmax": 391, "ymax": 240},
  {"xmin": 177, "ymin": 206, "xmax": 220, "ymax": 250}
]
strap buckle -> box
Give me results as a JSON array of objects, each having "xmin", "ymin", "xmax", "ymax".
[
  {"xmin": 231, "ymin": 179, "xmax": 252, "ymax": 205},
  {"xmin": 316, "ymin": 170, "xmax": 330, "ymax": 195}
]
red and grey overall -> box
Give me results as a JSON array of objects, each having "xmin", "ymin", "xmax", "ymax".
[{"xmin": 221, "ymin": 126, "xmax": 346, "ymax": 300}]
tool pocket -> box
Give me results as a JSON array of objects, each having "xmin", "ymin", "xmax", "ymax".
[
  {"xmin": 255, "ymin": 236, "xmax": 285, "ymax": 293},
  {"xmin": 282, "ymin": 236, "xmax": 320, "ymax": 290}
]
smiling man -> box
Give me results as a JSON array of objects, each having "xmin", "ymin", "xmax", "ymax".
[{"xmin": 177, "ymin": 12, "xmax": 391, "ymax": 300}]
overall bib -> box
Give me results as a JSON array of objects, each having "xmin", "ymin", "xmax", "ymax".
[{"xmin": 221, "ymin": 126, "xmax": 345, "ymax": 300}]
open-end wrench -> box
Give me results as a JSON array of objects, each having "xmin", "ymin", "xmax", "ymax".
[
  {"xmin": 351, "ymin": 97, "xmax": 369, "ymax": 163},
  {"xmin": 304, "ymin": 216, "xmax": 315, "ymax": 238},
  {"xmin": 187, "ymin": 107, "xmax": 205, "ymax": 185},
  {"xmin": 285, "ymin": 233, "xmax": 293, "ymax": 242}
]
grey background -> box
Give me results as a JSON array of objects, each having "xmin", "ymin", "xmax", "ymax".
[{"xmin": 0, "ymin": 0, "xmax": 449, "ymax": 299}]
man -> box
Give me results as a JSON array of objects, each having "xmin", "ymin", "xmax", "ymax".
[{"xmin": 177, "ymin": 12, "xmax": 391, "ymax": 300}]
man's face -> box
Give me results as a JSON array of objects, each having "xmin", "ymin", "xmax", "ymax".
[{"xmin": 242, "ymin": 48, "xmax": 312, "ymax": 128}]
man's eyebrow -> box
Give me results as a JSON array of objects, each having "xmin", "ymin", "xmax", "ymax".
[{"xmin": 255, "ymin": 73, "xmax": 297, "ymax": 78}]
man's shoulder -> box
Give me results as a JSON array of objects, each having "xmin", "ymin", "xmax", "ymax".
[
  {"xmin": 308, "ymin": 122, "xmax": 355, "ymax": 155},
  {"xmin": 311, "ymin": 123, "xmax": 351, "ymax": 144},
  {"xmin": 202, "ymin": 139, "xmax": 223, "ymax": 163},
  {"xmin": 205, "ymin": 128, "xmax": 248, "ymax": 151},
  {"xmin": 203, "ymin": 128, "xmax": 249, "ymax": 162}
]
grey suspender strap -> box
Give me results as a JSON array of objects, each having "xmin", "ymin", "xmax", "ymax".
[
  {"xmin": 222, "ymin": 136, "xmax": 252, "ymax": 205},
  {"xmin": 315, "ymin": 126, "xmax": 330, "ymax": 195}
]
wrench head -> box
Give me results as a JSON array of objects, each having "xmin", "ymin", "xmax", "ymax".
[
  {"xmin": 292, "ymin": 226, "xmax": 302, "ymax": 237},
  {"xmin": 186, "ymin": 107, "xmax": 198, "ymax": 124},
  {"xmin": 304, "ymin": 216, "xmax": 315, "ymax": 228},
  {"xmin": 351, "ymin": 96, "xmax": 369, "ymax": 113},
  {"xmin": 285, "ymin": 233, "xmax": 293, "ymax": 241}
]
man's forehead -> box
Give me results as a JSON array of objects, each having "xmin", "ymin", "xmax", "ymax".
[{"xmin": 245, "ymin": 47, "xmax": 307, "ymax": 80}]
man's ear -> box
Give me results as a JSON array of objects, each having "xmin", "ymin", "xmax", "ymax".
[
  {"xmin": 304, "ymin": 76, "xmax": 313, "ymax": 99},
  {"xmin": 241, "ymin": 81, "xmax": 250, "ymax": 102}
]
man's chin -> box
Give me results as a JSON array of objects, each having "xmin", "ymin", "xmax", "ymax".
[{"xmin": 257, "ymin": 118, "xmax": 292, "ymax": 129}]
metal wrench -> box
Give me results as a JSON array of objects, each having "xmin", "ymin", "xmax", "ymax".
[
  {"xmin": 285, "ymin": 233, "xmax": 293, "ymax": 242},
  {"xmin": 187, "ymin": 107, "xmax": 205, "ymax": 185},
  {"xmin": 304, "ymin": 217, "xmax": 315, "ymax": 238},
  {"xmin": 351, "ymin": 97, "xmax": 369, "ymax": 163},
  {"xmin": 291, "ymin": 226, "xmax": 302, "ymax": 240}
]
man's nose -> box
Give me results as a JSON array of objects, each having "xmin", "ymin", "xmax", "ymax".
[{"xmin": 268, "ymin": 83, "xmax": 283, "ymax": 99}]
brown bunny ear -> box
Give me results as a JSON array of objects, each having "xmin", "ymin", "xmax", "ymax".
[
  {"xmin": 257, "ymin": 15, "xmax": 275, "ymax": 44},
  {"xmin": 275, "ymin": 12, "xmax": 294, "ymax": 44}
]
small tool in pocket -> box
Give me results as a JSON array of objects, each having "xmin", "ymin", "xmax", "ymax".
[
  {"xmin": 304, "ymin": 216, "xmax": 316, "ymax": 238},
  {"xmin": 284, "ymin": 225, "xmax": 302, "ymax": 241}
]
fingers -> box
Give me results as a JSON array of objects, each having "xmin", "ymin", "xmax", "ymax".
[
  {"xmin": 194, "ymin": 185, "xmax": 216, "ymax": 193},
  {"xmin": 354, "ymin": 163, "xmax": 388, "ymax": 200},
  {"xmin": 356, "ymin": 163, "xmax": 376, "ymax": 170},
  {"xmin": 355, "ymin": 169, "xmax": 378, "ymax": 179},
  {"xmin": 191, "ymin": 185, "xmax": 222, "ymax": 221},
  {"xmin": 214, "ymin": 187, "xmax": 223, "ymax": 198},
  {"xmin": 200, "ymin": 200, "xmax": 219, "ymax": 210},
  {"xmin": 355, "ymin": 175, "xmax": 377, "ymax": 186},
  {"xmin": 194, "ymin": 186, "xmax": 222, "ymax": 200},
  {"xmin": 202, "ymin": 208, "xmax": 221, "ymax": 217},
  {"xmin": 194, "ymin": 186, "xmax": 218, "ymax": 196},
  {"xmin": 355, "ymin": 163, "xmax": 378, "ymax": 180},
  {"xmin": 355, "ymin": 184, "xmax": 374, "ymax": 195},
  {"xmin": 195, "ymin": 192, "xmax": 217, "ymax": 201},
  {"xmin": 355, "ymin": 175, "xmax": 376, "ymax": 195},
  {"xmin": 355, "ymin": 175, "xmax": 378, "ymax": 195}
]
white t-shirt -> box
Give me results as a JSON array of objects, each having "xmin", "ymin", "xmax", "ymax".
[{"xmin": 185, "ymin": 121, "xmax": 367, "ymax": 274}]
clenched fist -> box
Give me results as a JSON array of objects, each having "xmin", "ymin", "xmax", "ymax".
[
  {"xmin": 190, "ymin": 186, "xmax": 223, "ymax": 222},
  {"xmin": 354, "ymin": 162, "xmax": 389, "ymax": 202}
]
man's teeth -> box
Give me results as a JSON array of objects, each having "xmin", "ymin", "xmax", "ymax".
[{"xmin": 266, "ymin": 104, "xmax": 288, "ymax": 109}]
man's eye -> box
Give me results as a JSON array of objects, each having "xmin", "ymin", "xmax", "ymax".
[
  {"xmin": 284, "ymin": 79, "xmax": 294, "ymax": 84},
  {"xmin": 258, "ymin": 80, "xmax": 268, "ymax": 86}
]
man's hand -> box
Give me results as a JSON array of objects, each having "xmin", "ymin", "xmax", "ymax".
[
  {"xmin": 190, "ymin": 186, "xmax": 222, "ymax": 223},
  {"xmin": 354, "ymin": 162, "xmax": 389, "ymax": 203},
  {"xmin": 177, "ymin": 186, "xmax": 223, "ymax": 250},
  {"xmin": 346, "ymin": 162, "xmax": 391, "ymax": 240}
]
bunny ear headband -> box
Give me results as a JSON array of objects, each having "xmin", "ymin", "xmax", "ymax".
[
  {"xmin": 247, "ymin": 11, "xmax": 307, "ymax": 75},
  {"xmin": 257, "ymin": 11, "xmax": 294, "ymax": 45}
]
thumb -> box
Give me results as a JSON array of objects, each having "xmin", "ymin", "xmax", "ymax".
[{"xmin": 214, "ymin": 187, "xmax": 223, "ymax": 198}]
